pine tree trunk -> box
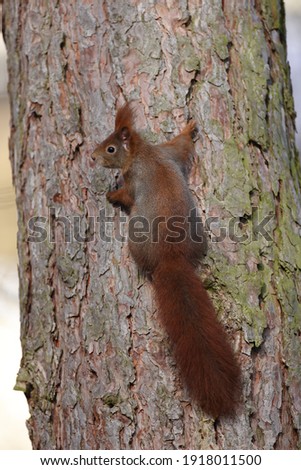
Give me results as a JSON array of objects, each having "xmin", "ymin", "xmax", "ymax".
[{"xmin": 3, "ymin": 0, "xmax": 301, "ymax": 450}]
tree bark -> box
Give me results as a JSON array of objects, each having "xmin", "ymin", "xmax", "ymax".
[{"xmin": 3, "ymin": 0, "xmax": 301, "ymax": 450}]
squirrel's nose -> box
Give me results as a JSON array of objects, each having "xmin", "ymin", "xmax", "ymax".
[{"xmin": 91, "ymin": 151, "xmax": 96, "ymax": 161}]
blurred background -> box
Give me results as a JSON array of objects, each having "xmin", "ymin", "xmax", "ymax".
[{"xmin": 0, "ymin": 0, "xmax": 300, "ymax": 450}]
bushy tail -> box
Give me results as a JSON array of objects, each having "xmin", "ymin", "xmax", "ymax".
[{"xmin": 152, "ymin": 257, "xmax": 241, "ymax": 417}]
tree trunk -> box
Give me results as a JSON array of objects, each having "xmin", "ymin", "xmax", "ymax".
[{"xmin": 3, "ymin": 0, "xmax": 301, "ymax": 450}]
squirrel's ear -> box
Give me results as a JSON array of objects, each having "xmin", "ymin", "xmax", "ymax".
[
  {"xmin": 115, "ymin": 102, "xmax": 135, "ymax": 131},
  {"xmin": 120, "ymin": 127, "xmax": 130, "ymax": 142}
]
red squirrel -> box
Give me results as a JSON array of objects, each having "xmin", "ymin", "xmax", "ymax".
[{"xmin": 92, "ymin": 102, "xmax": 241, "ymax": 417}]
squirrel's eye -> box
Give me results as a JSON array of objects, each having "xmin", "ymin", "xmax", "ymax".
[{"xmin": 106, "ymin": 146, "xmax": 116, "ymax": 154}]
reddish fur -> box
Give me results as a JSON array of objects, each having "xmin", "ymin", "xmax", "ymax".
[
  {"xmin": 115, "ymin": 102, "xmax": 135, "ymax": 131},
  {"xmin": 92, "ymin": 102, "xmax": 242, "ymax": 417},
  {"xmin": 153, "ymin": 257, "xmax": 241, "ymax": 417}
]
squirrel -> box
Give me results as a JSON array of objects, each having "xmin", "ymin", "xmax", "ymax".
[{"xmin": 92, "ymin": 102, "xmax": 241, "ymax": 417}]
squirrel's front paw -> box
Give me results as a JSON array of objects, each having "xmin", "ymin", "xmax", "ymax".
[
  {"xmin": 106, "ymin": 190, "xmax": 115, "ymax": 203},
  {"xmin": 106, "ymin": 190, "xmax": 121, "ymax": 208},
  {"xmin": 106, "ymin": 191, "xmax": 130, "ymax": 215},
  {"xmin": 106, "ymin": 191, "xmax": 114, "ymax": 202}
]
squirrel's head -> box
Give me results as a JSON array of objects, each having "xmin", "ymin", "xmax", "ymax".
[
  {"xmin": 92, "ymin": 102, "xmax": 135, "ymax": 169},
  {"xmin": 91, "ymin": 127, "xmax": 131, "ymax": 169}
]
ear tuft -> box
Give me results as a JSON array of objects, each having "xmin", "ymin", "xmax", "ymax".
[{"xmin": 115, "ymin": 102, "xmax": 135, "ymax": 132}]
